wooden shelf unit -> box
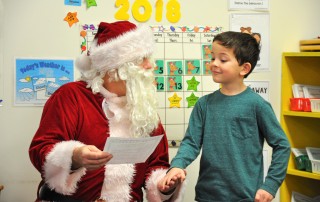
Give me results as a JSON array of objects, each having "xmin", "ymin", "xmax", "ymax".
[{"xmin": 280, "ymin": 52, "xmax": 320, "ymax": 201}]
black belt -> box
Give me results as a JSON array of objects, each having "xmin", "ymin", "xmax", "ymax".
[
  {"xmin": 39, "ymin": 183, "xmax": 83, "ymax": 202},
  {"xmin": 39, "ymin": 183, "xmax": 142, "ymax": 202}
]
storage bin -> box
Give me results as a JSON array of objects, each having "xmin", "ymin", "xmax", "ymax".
[
  {"xmin": 306, "ymin": 147, "xmax": 320, "ymax": 174},
  {"xmin": 294, "ymin": 155, "xmax": 309, "ymax": 170},
  {"xmin": 290, "ymin": 98, "xmax": 304, "ymax": 111},
  {"xmin": 310, "ymin": 160, "xmax": 320, "ymax": 174},
  {"xmin": 302, "ymin": 98, "xmax": 311, "ymax": 112},
  {"xmin": 310, "ymin": 99, "xmax": 320, "ymax": 112}
]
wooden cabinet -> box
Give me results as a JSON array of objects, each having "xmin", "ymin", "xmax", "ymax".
[{"xmin": 280, "ymin": 52, "xmax": 320, "ymax": 201}]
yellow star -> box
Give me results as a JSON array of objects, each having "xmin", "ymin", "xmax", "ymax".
[
  {"xmin": 64, "ymin": 12, "xmax": 79, "ymax": 27},
  {"xmin": 168, "ymin": 93, "xmax": 182, "ymax": 108}
]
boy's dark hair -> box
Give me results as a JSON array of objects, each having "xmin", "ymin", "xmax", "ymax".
[{"xmin": 212, "ymin": 31, "xmax": 261, "ymax": 78}]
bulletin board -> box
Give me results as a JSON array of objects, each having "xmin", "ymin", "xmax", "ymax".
[{"xmin": 80, "ymin": 24, "xmax": 223, "ymax": 145}]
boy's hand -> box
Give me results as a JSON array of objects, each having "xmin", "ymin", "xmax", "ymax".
[
  {"xmin": 254, "ymin": 189, "xmax": 273, "ymax": 202},
  {"xmin": 157, "ymin": 168, "xmax": 186, "ymax": 194}
]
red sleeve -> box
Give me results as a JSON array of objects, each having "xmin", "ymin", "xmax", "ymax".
[
  {"xmin": 29, "ymin": 84, "xmax": 80, "ymax": 174},
  {"xmin": 144, "ymin": 123, "xmax": 187, "ymax": 202},
  {"xmin": 145, "ymin": 122, "xmax": 170, "ymax": 178}
]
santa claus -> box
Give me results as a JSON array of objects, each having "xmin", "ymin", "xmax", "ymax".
[{"xmin": 29, "ymin": 21, "xmax": 185, "ymax": 202}]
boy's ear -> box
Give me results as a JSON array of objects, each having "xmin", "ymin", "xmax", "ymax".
[{"xmin": 240, "ymin": 62, "xmax": 251, "ymax": 76}]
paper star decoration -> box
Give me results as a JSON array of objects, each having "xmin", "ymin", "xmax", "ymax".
[
  {"xmin": 186, "ymin": 76, "xmax": 200, "ymax": 91},
  {"xmin": 186, "ymin": 93, "xmax": 199, "ymax": 108},
  {"xmin": 64, "ymin": 12, "xmax": 79, "ymax": 27},
  {"xmin": 168, "ymin": 93, "xmax": 182, "ymax": 108}
]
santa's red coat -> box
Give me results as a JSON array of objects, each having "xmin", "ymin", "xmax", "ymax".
[{"xmin": 29, "ymin": 81, "xmax": 184, "ymax": 202}]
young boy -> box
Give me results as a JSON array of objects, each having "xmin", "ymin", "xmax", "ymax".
[{"xmin": 158, "ymin": 31, "xmax": 290, "ymax": 202}]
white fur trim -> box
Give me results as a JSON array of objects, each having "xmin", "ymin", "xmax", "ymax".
[
  {"xmin": 43, "ymin": 140, "xmax": 86, "ymax": 195},
  {"xmin": 75, "ymin": 52, "xmax": 92, "ymax": 72},
  {"xmin": 146, "ymin": 168, "xmax": 187, "ymax": 202},
  {"xmin": 100, "ymin": 98, "xmax": 135, "ymax": 201},
  {"xmin": 90, "ymin": 24, "xmax": 155, "ymax": 72},
  {"xmin": 100, "ymin": 164, "xmax": 135, "ymax": 202}
]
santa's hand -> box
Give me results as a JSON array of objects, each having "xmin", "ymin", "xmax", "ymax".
[
  {"xmin": 72, "ymin": 145, "xmax": 113, "ymax": 170},
  {"xmin": 157, "ymin": 168, "xmax": 186, "ymax": 193}
]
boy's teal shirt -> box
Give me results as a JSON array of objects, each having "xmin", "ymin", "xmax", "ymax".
[{"xmin": 170, "ymin": 87, "xmax": 290, "ymax": 201}]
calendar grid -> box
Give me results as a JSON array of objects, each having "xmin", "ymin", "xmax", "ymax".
[{"xmin": 151, "ymin": 25, "xmax": 222, "ymax": 143}]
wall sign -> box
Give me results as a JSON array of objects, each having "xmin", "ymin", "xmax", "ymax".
[
  {"xmin": 229, "ymin": 0, "xmax": 269, "ymax": 10},
  {"xmin": 244, "ymin": 80, "xmax": 270, "ymax": 101}
]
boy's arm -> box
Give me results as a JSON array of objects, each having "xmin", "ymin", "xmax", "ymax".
[
  {"xmin": 257, "ymin": 102, "xmax": 291, "ymax": 197},
  {"xmin": 170, "ymin": 98, "xmax": 206, "ymax": 169}
]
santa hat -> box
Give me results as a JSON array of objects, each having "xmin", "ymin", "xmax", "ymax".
[{"xmin": 76, "ymin": 21, "xmax": 155, "ymax": 74}]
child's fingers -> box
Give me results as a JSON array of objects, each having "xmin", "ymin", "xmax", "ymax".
[
  {"xmin": 161, "ymin": 180, "xmax": 168, "ymax": 190},
  {"xmin": 163, "ymin": 178, "xmax": 171, "ymax": 188},
  {"xmin": 183, "ymin": 169, "xmax": 187, "ymax": 176},
  {"xmin": 174, "ymin": 170, "xmax": 186, "ymax": 182},
  {"xmin": 164, "ymin": 168, "xmax": 185, "ymax": 185},
  {"xmin": 169, "ymin": 179, "xmax": 177, "ymax": 186},
  {"xmin": 165, "ymin": 173, "xmax": 176, "ymax": 185},
  {"xmin": 166, "ymin": 177, "xmax": 173, "ymax": 185},
  {"xmin": 161, "ymin": 177, "xmax": 171, "ymax": 189},
  {"xmin": 179, "ymin": 173, "xmax": 186, "ymax": 181},
  {"xmin": 171, "ymin": 175, "xmax": 178, "ymax": 181}
]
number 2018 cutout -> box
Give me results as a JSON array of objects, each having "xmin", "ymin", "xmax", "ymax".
[{"xmin": 115, "ymin": 0, "xmax": 181, "ymax": 23}]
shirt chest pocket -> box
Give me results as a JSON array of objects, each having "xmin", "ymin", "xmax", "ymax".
[{"xmin": 231, "ymin": 117, "xmax": 256, "ymax": 139}]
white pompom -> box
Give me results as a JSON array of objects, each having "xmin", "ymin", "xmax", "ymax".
[{"xmin": 75, "ymin": 54, "xmax": 92, "ymax": 72}]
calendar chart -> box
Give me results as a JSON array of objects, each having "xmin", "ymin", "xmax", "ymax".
[{"xmin": 151, "ymin": 25, "xmax": 222, "ymax": 145}]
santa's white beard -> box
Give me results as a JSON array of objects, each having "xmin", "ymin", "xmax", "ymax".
[{"xmin": 118, "ymin": 63, "xmax": 159, "ymax": 137}]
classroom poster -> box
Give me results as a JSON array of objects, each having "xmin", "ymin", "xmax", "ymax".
[
  {"xmin": 230, "ymin": 13, "xmax": 270, "ymax": 72},
  {"xmin": 14, "ymin": 58, "xmax": 74, "ymax": 106}
]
